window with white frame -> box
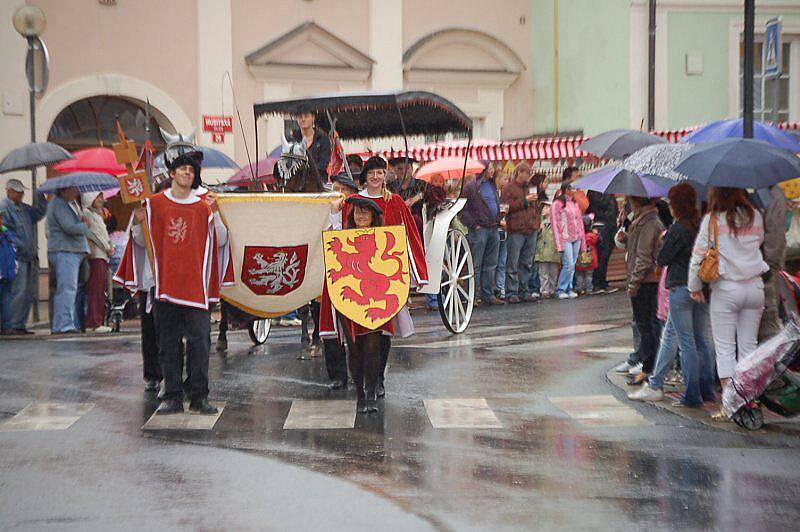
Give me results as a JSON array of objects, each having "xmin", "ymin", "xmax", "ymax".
[{"xmin": 739, "ymin": 41, "xmax": 791, "ymax": 122}]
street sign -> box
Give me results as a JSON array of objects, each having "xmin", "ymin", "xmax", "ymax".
[
  {"xmin": 202, "ymin": 115, "xmax": 233, "ymax": 133},
  {"xmin": 763, "ymin": 18, "xmax": 782, "ymax": 80},
  {"xmin": 212, "ymin": 132, "xmax": 225, "ymax": 143}
]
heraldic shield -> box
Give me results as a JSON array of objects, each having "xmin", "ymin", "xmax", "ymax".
[{"xmin": 323, "ymin": 225, "xmax": 410, "ymax": 330}]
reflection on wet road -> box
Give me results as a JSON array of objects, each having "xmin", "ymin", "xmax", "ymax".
[{"xmin": 2, "ymin": 293, "xmax": 800, "ymax": 530}]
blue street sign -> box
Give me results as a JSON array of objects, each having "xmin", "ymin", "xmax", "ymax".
[{"xmin": 763, "ymin": 18, "xmax": 782, "ymax": 80}]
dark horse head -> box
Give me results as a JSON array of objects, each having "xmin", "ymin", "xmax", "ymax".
[{"xmin": 272, "ymin": 133, "xmax": 325, "ymax": 193}]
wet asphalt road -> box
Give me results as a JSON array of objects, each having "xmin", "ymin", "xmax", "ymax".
[{"xmin": 2, "ymin": 292, "xmax": 800, "ymax": 531}]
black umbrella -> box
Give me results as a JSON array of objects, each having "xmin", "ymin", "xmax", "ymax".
[
  {"xmin": 578, "ymin": 129, "xmax": 667, "ymax": 160},
  {"xmin": 0, "ymin": 142, "xmax": 73, "ymax": 173}
]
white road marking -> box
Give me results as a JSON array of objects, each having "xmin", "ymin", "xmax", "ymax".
[
  {"xmin": 549, "ymin": 395, "xmax": 650, "ymax": 427},
  {"xmin": 0, "ymin": 402, "xmax": 94, "ymax": 432},
  {"xmin": 424, "ymin": 398, "xmax": 503, "ymax": 429},
  {"xmin": 283, "ymin": 400, "xmax": 356, "ymax": 430},
  {"xmin": 142, "ymin": 403, "xmax": 225, "ymax": 431},
  {"xmin": 398, "ymin": 323, "xmax": 622, "ymax": 349}
]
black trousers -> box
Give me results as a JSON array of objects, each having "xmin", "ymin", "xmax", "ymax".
[
  {"xmin": 630, "ymin": 283, "xmax": 659, "ymax": 374},
  {"xmin": 139, "ymin": 290, "xmax": 161, "ymax": 381},
  {"xmin": 593, "ymin": 226, "xmax": 616, "ymax": 290},
  {"xmin": 324, "ymin": 338, "xmax": 348, "ymax": 383},
  {"xmin": 154, "ymin": 301, "xmax": 211, "ymax": 402},
  {"xmin": 379, "ymin": 335, "xmax": 391, "ymax": 384},
  {"xmin": 346, "ymin": 331, "xmax": 382, "ymax": 401}
]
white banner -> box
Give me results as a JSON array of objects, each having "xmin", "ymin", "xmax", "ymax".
[{"xmin": 217, "ymin": 192, "xmax": 339, "ymax": 317}]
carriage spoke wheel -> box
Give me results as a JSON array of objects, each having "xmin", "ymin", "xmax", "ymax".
[
  {"xmin": 437, "ymin": 229, "xmax": 475, "ymax": 334},
  {"xmin": 248, "ymin": 318, "xmax": 271, "ymax": 345}
]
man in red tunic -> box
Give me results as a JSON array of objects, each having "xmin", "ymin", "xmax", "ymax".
[{"xmin": 117, "ymin": 150, "xmax": 226, "ymax": 414}]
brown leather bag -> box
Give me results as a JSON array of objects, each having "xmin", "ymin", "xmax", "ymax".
[{"xmin": 698, "ymin": 215, "xmax": 720, "ymax": 284}]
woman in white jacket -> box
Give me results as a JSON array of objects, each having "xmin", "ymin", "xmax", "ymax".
[
  {"xmin": 81, "ymin": 191, "xmax": 113, "ymax": 333},
  {"xmin": 688, "ymin": 187, "xmax": 768, "ymax": 409}
]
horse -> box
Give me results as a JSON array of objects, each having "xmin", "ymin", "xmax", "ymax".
[{"xmin": 217, "ymin": 133, "xmax": 325, "ymax": 353}]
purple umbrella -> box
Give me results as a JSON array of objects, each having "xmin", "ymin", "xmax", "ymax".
[
  {"xmin": 681, "ymin": 118, "xmax": 800, "ymax": 152},
  {"xmin": 571, "ymin": 166, "xmax": 668, "ymax": 198}
]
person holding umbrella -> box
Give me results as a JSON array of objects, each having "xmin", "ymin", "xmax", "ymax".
[
  {"xmin": 0, "ymin": 179, "xmax": 48, "ymax": 334},
  {"xmin": 45, "ymin": 186, "xmax": 90, "ymax": 334}
]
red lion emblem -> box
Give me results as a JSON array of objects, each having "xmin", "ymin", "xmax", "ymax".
[{"xmin": 326, "ymin": 231, "xmax": 407, "ymax": 321}]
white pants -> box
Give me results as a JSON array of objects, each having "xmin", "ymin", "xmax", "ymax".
[{"xmin": 709, "ymin": 278, "xmax": 765, "ymax": 379}]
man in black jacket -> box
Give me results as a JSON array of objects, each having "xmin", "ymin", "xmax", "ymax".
[{"xmin": 587, "ymin": 190, "xmax": 619, "ymax": 293}]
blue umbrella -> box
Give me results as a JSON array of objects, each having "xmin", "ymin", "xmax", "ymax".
[
  {"xmin": 578, "ymin": 129, "xmax": 666, "ymax": 160},
  {"xmin": 571, "ymin": 166, "xmax": 668, "ymax": 198},
  {"xmin": 154, "ymin": 145, "xmax": 239, "ymax": 170},
  {"xmin": 38, "ymin": 172, "xmax": 119, "ymax": 194},
  {"xmin": 681, "ymin": 118, "xmax": 800, "ymax": 152},
  {"xmin": 674, "ymin": 138, "xmax": 800, "ymax": 189}
]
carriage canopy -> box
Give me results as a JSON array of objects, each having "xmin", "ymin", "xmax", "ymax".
[{"xmin": 253, "ymin": 90, "xmax": 473, "ymax": 140}]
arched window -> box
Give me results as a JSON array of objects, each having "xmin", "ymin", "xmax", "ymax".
[{"xmin": 48, "ymin": 96, "xmax": 167, "ymax": 151}]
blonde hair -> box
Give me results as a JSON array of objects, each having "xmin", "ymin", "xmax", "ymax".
[{"xmin": 381, "ymin": 181, "xmax": 392, "ymax": 201}]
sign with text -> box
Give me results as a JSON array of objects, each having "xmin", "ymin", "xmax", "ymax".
[
  {"xmin": 212, "ymin": 133, "xmax": 225, "ymax": 143},
  {"xmin": 202, "ymin": 115, "xmax": 233, "ymax": 133}
]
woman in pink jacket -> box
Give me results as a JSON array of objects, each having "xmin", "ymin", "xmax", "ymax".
[{"xmin": 551, "ymin": 181, "xmax": 586, "ymax": 299}]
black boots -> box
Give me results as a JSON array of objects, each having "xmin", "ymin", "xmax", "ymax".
[
  {"xmin": 155, "ymin": 399, "xmax": 184, "ymax": 415},
  {"xmin": 189, "ymin": 399, "xmax": 218, "ymax": 415}
]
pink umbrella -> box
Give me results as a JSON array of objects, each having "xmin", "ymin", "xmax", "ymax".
[
  {"xmin": 415, "ymin": 157, "xmax": 485, "ymax": 182},
  {"xmin": 53, "ymin": 147, "xmax": 128, "ymax": 175},
  {"xmin": 227, "ymin": 156, "xmax": 278, "ymax": 186}
]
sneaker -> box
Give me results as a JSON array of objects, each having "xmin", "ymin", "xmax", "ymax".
[
  {"xmin": 568, "ymin": 291, "xmax": 578, "ymax": 299},
  {"xmin": 628, "ymin": 384, "xmax": 664, "ymax": 402},
  {"xmin": 524, "ymin": 293, "xmax": 539, "ymax": 302},
  {"xmin": 628, "ymin": 363, "xmax": 644, "ymax": 375},
  {"xmin": 614, "ymin": 361, "xmax": 635, "ymax": 374},
  {"xmin": 557, "ymin": 292, "xmax": 569, "ymax": 300},
  {"xmin": 92, "ymin": 326, "xmax": 112, "ymax": 334},
  {"xmin": 507, "ymin": 295, "xmax": 521, "ymax": 304}
]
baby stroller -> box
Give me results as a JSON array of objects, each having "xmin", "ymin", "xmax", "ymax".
[
  {"xmin": 722, "ymin": 319, "xmax": 800, "ymax": 430},
  {"xmin": 105, "ymin": 285, "xmax": 136, "ymax": 333}
]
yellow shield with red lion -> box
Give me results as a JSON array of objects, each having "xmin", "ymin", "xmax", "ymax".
[{"xmin": 323, "ymin": 225, "xmax": 410, "ymax": 330}]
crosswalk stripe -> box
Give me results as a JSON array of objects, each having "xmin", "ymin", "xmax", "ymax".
[
  {"xmin": 283, "ymin": 400, "xmax": 356, "ymax": 430},
  {"xmin": 398, "ymin": 323, "xmax": 622, "ymax": 349},
  {"xmin": 549, "ymin": 395, "xmax": 651, "ymax": 427},
  {"xmin": 424, "ymin": 398, "xmax": 503, "ymax": 429},
  {"xmin": 142, "ymin": 403, "xmax": 225, "ymax": 431},
  {"xmin": 0, "ymin": 402, "xmax": 94, "ymax": 432}
]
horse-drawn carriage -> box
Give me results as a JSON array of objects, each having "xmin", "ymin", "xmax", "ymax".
[{"xmin": 216, "ymin": 90, "xmax": 476, "ymax": 347}]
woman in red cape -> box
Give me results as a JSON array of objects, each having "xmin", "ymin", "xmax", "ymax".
[{"xmin": 320, "ymin": 156, "xmax": 428, "ymax": 400}]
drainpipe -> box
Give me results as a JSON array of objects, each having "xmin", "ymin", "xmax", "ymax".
[{"xmin": 553, "ymin": 0, "xmax": 558, "ymax": 135}]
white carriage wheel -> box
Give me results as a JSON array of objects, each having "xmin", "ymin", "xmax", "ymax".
[
  {"xmin": 248, "ymin": 318, "xmax": 271, "ymax": 345},
  {"xmin": 437, "ymin": 228, "xmax": 475, "ymax": 333}
]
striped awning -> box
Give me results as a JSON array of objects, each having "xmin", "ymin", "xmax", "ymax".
[{"xmin": 366, "ymin": 122, "xmax": 799, "ymax": 162}]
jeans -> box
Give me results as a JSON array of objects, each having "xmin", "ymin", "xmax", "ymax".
[
  {"xmin": 529, "ymin": 262, "xmax": 541, "ymax": 294},
  {"xmin": 556, "ymin": 240, "xmax": 581, "ymax": 295},
  {"xmin": 710, "ymin": 278, "xmax": 764, "ymax": 379},
  {"xmin": 667, "ymin": 286, "xmax": 716, "ymax": 405},
  {"xmin": 467, "ymin": 226, "xmax": 500, "ymax": 302},
  {"xmin": 8, "ymin": 259, "xmax": 33, "ymax": 330},
  {"xmin": 505, "ymin": 231, "xmax": 538, "ymax": 298},
  {"xmin": 0, "ymin": 279, "xmax": 12, "ymax": 331},
  {"xmin": 49, "ymin": 251, "xmax": 83, "ymax": 333},
  {"xmin": 574, "ymin": 270, "xmax": 594, "ymax": 293},
  {"xmin": 538, "ymin": 262, "xmax": 559, "ymax": 296},
  {"xmin": 425, "ymin": 293, "xmax": 438, "ymax": 309},
  {"xmin": 495, "ymin": 232, "xmax": 507, "ymax": 295},
  {"xmin": 648, "ymin": 315, "xmax": 678, "ymax": 390},
  {"xmin": 630, "ymin": 283, "xmax": 659, "ymax": 373}
]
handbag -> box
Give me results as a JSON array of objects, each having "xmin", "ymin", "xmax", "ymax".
[
  {"xmin": 698, "ymin": 215, "xmax": 720, "ymax": 284},
  {"xmin": 578, "ymin": 247, "xmax": 594, "ymax": 268}
]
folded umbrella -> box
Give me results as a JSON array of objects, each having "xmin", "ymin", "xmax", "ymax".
[
  {"xmin": 0, "ymin": 142, "xmax": 74, "ymax": 173},
  {"xmin": 38, "ymin": 172, "xmax": 119, "ymax": 194},
  {"xmin": 681, "ymin": 118, "xmax": 800, "ymax": 152},
  {"xmin": 571, "ymin": 166, "xmax": 668, "ymax": 198},
  {"xmin": 578, "ymin": 129, "xmax": 666, "ymax": 160},
  {"xmin": 674, "ymin": 138, "xmax": 800, "ymax": 189}
]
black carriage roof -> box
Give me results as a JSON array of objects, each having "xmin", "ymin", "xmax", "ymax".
[{"xmin": 253, "ymin": 90, "xmax": 473, "ymax": 140}]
